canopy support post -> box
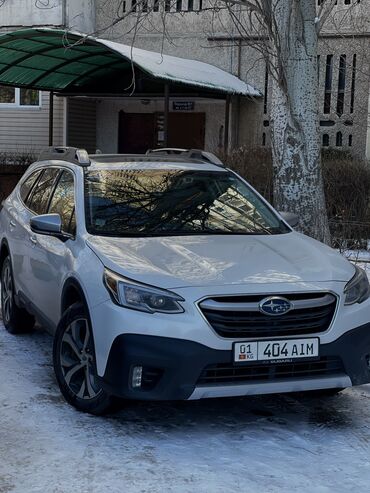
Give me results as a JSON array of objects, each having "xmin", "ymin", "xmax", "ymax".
[
  {"xmin": 224, "ymin": 95, "xmax": 230, "ymax": 154},
  {"xmin": 49, "ymin": 91, "xmax": 54, "ymax": 147},
  {"xmin": 164, "ymin": 84, "xmax": 170, "ymax": 148}
]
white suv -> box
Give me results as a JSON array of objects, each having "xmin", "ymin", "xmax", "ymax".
[{"xmin": 1, "ymin": 147, "xmax": 369, "ymax": 414}]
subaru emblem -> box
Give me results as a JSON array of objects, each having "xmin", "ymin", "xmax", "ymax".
[{"xmin": 259, "ymin": 296, "xmax": 292, "ymax": 316}]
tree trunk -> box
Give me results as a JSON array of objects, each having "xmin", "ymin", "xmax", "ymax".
[{"xmin": 270, "ymin": 0, "xmax": 331, "ymax": 244}]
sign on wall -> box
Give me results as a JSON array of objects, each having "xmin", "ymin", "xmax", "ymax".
[{"xmin": 172, "ymin": 101, "xmax": 195, "ymax": 111}]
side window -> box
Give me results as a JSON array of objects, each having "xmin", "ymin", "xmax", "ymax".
[
  {"xmin": 27, "ymin": 168, "xmax": 60, "ymax": 214},
  {"xmin": 48, "ymin": 171, "xmax": 76, "ymax": 235},
  {"xmin": 20, "ymin": 170, "xmax": 42, "ymax": 203}
]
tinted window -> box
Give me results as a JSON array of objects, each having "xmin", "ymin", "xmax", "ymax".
[
  {"xmin": 84, "ymin": 169, "xmax": 289, "ymax": 237},
  {"xmin": 20, "ymin": 170, "xmax": 42, "ymax": 203},
  {"xmin": 48, "ymin": 171, "xmax": 76, "ymax": 235},
  {"xmin": 27, "ymin": 168, "xmax": 60, "ymax": 214}
]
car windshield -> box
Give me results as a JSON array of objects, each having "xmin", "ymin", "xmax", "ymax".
[{"xmin": 84, "ymin": 168, "xmax": 290, "ymax": 237}]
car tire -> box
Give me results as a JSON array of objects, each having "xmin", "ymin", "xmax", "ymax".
[
  {"xmin": 1, "ymin": 256, "xmax": 35, "ymax": 334},
  {"xmin": 53, "ymin": 302, "xmax": 116, "ymax": 415}
]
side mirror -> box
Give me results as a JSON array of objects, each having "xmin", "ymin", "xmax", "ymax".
[
  {"xmin": 30, "ymin": 213, "xmax": 69, "ymax": 240},
  {"xmin": 279, "ymin": 211, "xmax": 299, "ymax": 228}
]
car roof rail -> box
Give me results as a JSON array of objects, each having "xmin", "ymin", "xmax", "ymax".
[
  {"xmin": 145, "ymin": 148, "xmax": 225, "ymax": 167},
  {"xmin": 89, "ymin": 153, "xmax": 208, "ymax": 165},
  {"xmin": 38, "ymin": 147, "xmax": 91, "ymax": 167}
]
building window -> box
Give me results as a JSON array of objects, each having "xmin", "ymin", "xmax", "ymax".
[
  {"xmin": 350, "ymin": 54, "xmax": 356, "ymax": 114},
  {"xmin": 336, "ymin": 131, "xmax": 343, "ymax": 147},
  {"xmin": 262, "ymin": 132, "xmax": 266, "ymax": 146},
  {"xmin": 142, "ymin": 0, "xmax": 148, "ymax": 11},
  {"xmin": 322, "ymin": 134, "xmax": 330, "ymax": 147},
  {"xmin": 320, "ymin": 120, "xmax": 335, "ymax": 127},
  {"xmin": 348, "ymin": 135, "xmax": 353, "ymax": 147},
  {"xmin": 165, "ymin": 0, "xmax": 171, "ymax": 11},
  {"xmin": 336, "ymin": 54, "xmax": 346, "ymax": 116},
  {"xmin": 188, "ymin": 0, "xmax": 194, "ymax": 11},
  {"xmin": 324, "ymin": 55, "xmax": 333, "ymax": 114},
  {"xmin": 176, "ymin": 0, "xmax": 182, "ymax": 11},
  {"xmin": 0, "ymin": 86, "xmax": 40, "ymax": 107},
  {"xmin": 132, "ymin": 0, "xmax": 137, "ymax": 12},
  {"xmin": 153, "ymin": 0, "xmax": 159, "ymax": 11}
]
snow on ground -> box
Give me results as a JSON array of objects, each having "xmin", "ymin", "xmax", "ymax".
[
  {"xmin": 344, "ymin": 249, "xmax": 370, "ymax": 263},
  {"xmin": 1, "ymin": 319, "xmax": 370, "ymax": 493},
  {"xmin": 0, "ymin": 258, "xmax": 369, "ymax": 492}
]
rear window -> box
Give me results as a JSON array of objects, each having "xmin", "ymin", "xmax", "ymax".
[
  {"xmin": 48, "ymin": 170, "xmax": 76, "ymax": 235},
  {"xmin": 27, "ymin": 168, "xmax": 60, "ymax": 214},
  {"xmin": 20, "ymin": 170, "xmax": 42, "ymax": 204}
]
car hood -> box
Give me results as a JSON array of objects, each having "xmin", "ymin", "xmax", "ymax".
[{"xmin": 86, "ymin": 232, "xmax": 354, "ymax": 289}]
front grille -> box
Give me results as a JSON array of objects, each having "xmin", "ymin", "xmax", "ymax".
[
  {"xmin": 199, "ymin": 293, "xmax": 337, "ymax": 338},
  {"xmin": 198, "ymin": 357, "xmax": 344, "ymax": 385}
]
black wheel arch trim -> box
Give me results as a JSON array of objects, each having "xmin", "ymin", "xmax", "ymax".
[
  {"xmin": 61, "ymin": 277, "xmax": 90, "ymax": 316},
  {"xmin": 0, "ymin": 238, "xmax": 10, "ymax": 272}
]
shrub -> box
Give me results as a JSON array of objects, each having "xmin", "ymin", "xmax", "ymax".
[
  {"xmin": 221, "ymin": 147, "xmax": 370, "ymax": 249},
  {"xmin": 219, "ymin": 146, "xmax": 273, "ymax": 202},
  {"xmin": 0, "ymin": 150, "xmax": 37, "ymax": 166}
]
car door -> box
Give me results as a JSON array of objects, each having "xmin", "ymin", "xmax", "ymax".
[
  {"xmin": 22, "ymin": 167, "xmax": 61, "ymax": 303},
  {"xmin": 7, "ymin": 168, "xmax": 58, "ymax": 303},
  {"xmin": 28, "ymin": 169, "xmax": 77, "ymax": 327}
]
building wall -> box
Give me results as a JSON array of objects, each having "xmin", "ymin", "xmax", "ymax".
[
  {"xmin": 0, "ymin": 0, "xmax": 64, "ymax": 28},
  {"xmin": 96, "ymin": 0, "xmax": 370, "ymax": 158},
  {"xmin": 66, "ymin": 0, "xmax": 96, "ymax": 33},
  {"xmin": 0, "ymin": 92, "xmax": 64, "ymax": 154},
  {"xmin": 67, "ymin": 98, "xmax": 97, "ymax": 153},
  {"xmin": 96, "ymin": 98, "xmax": 225, "ymax": 153},
  {"xmin": 0, "ymin": 0, "xmax": 96, "ymax": 154},
  {"xmin": 317, "ymin": 36, "xmax": 370, "ymax": 157},
  {"xmin": 0, "ymin": 0, "xmax": 96, "ymax": 30}
]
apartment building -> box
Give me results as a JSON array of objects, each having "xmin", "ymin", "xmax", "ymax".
[
  {"xmin": 0, "ymin": 0, "xmax": 369, "ymax": 158},
  {"xmin": 0, "ymin": 0, "xmax": 94, "ymax": 154}
]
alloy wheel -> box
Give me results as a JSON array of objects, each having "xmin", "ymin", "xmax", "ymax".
[
  {"xmin": 1, "ymin": 262, "xmax": 13, "ymax": 324},
  {"xmin": 60, "ymin": 318, "xmax": 102, "ymax": 400}
]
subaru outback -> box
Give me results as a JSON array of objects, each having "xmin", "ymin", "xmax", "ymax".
[{"xmin": 0, "ymin": 147, "xmax": 369, "ymax": 414}]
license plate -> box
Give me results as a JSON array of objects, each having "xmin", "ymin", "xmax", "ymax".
[{"xmin": 234, "ymin": 338, "xmax": 319, "ymax": 363}]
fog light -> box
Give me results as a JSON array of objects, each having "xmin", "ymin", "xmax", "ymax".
[{"xmin": 132, "ymin": 366, "xmax": 143, "ymax": 388}]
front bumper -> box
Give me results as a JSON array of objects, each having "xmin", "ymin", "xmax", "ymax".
[{"xmin": 98, "ymin": 322, "xmax": 370, "ymax": 400}]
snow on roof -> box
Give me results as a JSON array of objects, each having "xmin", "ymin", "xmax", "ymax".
[
  {"xmin": 0, "ymin": 28, "xmax": 261, "ymax": 96},
  {"xmin": 98, "ymin": 38, "xmax": 261, "ymax": 97}
]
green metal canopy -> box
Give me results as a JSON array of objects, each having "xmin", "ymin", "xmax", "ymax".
[{"xmin": 0, "ymin": 28, "xmax": 261, "ymax": 97}]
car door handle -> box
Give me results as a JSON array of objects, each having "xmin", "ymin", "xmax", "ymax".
[
  {"xmin": 9, "ymin": 220, "xmax": 16, "ymax": 228},
  {"xmin": 29, "ymin": 235, "xmax": 37, "ymax": 245}
]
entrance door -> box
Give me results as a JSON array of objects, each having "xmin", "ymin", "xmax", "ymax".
[
  {"xmin": 118, "ymin": 112, "xmax": 156, "ymax": 153},
  {"xmin": 118, "ymin": 111, "xmax": 206, "ymax": 153},
  {"xmin": 168, "ymin": 113, "xmax": 205, "ymax": 149}
]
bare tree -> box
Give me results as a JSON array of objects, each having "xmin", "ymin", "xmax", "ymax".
[
  {"xmin": 260, "ymin": 0, "xmax": 330, "ymax": 243},
  {"xmin": 92, "ymin": 0, "xmax": 346, "ymax": 243}
]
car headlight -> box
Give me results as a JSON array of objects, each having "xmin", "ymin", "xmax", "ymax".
[
  {"xmin": 344, "ymin": 266, "xmax": 370, "ymax": 305},
  {"xmin": 103, "ymin": 269, "xmax": 184, "ymax": 314}
]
